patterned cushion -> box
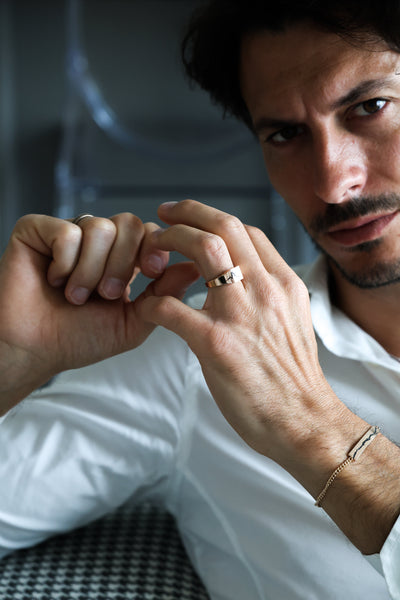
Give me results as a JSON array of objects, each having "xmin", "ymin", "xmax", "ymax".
[{"xmin": 0, "ymin": 503, "xmax": 209, "ymax": 599}]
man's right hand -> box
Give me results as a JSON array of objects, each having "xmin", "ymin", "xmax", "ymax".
[{"xmin": 0, "ymin": 212, "xmax": 199, "ymax": 415}]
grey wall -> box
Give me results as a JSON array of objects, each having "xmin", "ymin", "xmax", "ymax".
[
  {"xmin": 0, "ymin": 0, "xmax": 316, "ymax": 275},
  {"xmin": 0, "ymin": 0, "xmax": 65, "ymax": 248}
]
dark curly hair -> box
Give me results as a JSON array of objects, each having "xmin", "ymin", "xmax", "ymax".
[{"xmin": 182, "ymin": 0, "xmax": 400, "ymax": 130}]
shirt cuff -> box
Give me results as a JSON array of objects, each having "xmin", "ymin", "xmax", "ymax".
[{"xmin": 380, "ymin": 513, "xmax": 400, "ymax": 600}]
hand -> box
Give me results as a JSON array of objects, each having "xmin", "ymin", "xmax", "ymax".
[
  {"xmin": 141, "ymin": 201, "xmax": 400, "ymax": 557},
  {"xmin": 138, "ymin": 200, "xmax": 365, "ymax": 479},
  {"xmin": 0, "ymin": 212, "xmax": 199, "ymax": 414}
]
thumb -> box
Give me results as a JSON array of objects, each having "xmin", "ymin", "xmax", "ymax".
[
  {"xmin": 135, "ymin": 261, "xmax": 209, "ymax": 351},
  {"xmin": 134, "ymin": 261, "xmax": 200, "ymax": 320}
]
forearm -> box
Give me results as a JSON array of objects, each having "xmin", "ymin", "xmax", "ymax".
[
  {"xmin": 324, "ymin": 433, "xmax": 400, "ymax": 554},
  {"xmin": 0, "ymin": 344, "xmax": 53, "ymax": 416},
  {"xmin": 283, "ymin": 395, "xmax": 400, "ymax": 555}
]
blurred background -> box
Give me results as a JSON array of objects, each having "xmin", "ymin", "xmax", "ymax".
[{"xmin": 0, "ymin": 0, "xmax": 316, "ymax": 294}]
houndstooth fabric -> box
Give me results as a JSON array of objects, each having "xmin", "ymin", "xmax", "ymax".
[{"xmin": 0, "ymin": 503, "xmax": 210, "ymax": 600}]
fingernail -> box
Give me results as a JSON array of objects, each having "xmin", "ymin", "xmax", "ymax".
[
  {"xmin": 146, "ymin": 254, "xmax": 165, "ymax": 274},
  {"xmin": 102, "ymin": 278, "xmax": 125, "ymax": 299},
  {"xmin": 151, "ymin": 227, "xmax": 165, "ymax": 240},
  {"xmin": 159, "ymin": 201, "xmax": 177, "ymax": 210},
  {"xmin": 51, "ymin": 277, "xmax": 67, "ymax": 288},
  {"xmin": 69, "ymin": 286, "xmax": 90, "ymax": 305}
]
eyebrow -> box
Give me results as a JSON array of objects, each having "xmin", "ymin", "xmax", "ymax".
[
  {"xmin": 330, "ymin": 77, "xmax": 397, "ymax": 110},
  {"xmin": 253, "ymin": 117, "xmax": 299, "ymax": 135},
  {"xmin": 253, "ymin": 76, "xmax": 399, "ymax": 135}
]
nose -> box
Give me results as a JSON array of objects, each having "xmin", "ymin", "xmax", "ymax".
[{"xmin": 312, "ymin": 128, "xmax": 367, "ymax": 204}]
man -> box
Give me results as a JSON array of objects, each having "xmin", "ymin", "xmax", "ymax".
[{"xmin": 0, "ymin": 1, "xmax": 399, "ymax": 598}]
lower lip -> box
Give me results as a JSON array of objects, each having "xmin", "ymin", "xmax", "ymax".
[{"xmin": 327, "ymin": 212, "xmax": 398, "ymax": 246}]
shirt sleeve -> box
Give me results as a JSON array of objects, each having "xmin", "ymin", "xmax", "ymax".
[
  {"xmin": 380, "ymin": 514, "xmax": 400, "ymax": 600},
  {"xmin": 362, "ymin": 515, "xmax": 400, "ymax": 599},
  {"xmin": 0, "ymin": 327, "xmax": 192, "ymax": 558}
]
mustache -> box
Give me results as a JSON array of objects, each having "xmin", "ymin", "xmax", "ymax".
[{"xmin": 310, "ymin": 194, "xmax": 400, "ymax": 234}]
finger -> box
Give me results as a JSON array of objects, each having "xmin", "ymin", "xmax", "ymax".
[
  {"xmin": 96, "ymin": 213, "xmax": 145, "ymax": 300},
  {"xmin": 137, "ymin": 222, "xmax": 170, "ymax": 279},
  {"xmin": 47, "ymin": 226, "xmax": 83, "ymax": 287},
  {"xmin": 135, "ymin": 261, "xmax": 200, "ymax": 317},
  {"xmin": 151, "ymin": 223, "xmax": 237, "ymax": 284},
  {"xmin": 64, "ymin": 217, "xmax": 118, "ymax": 305},
  {"xmin": 245, "ymin": 225, "xmax": 295, "ymax": 279},
  {"xmin": 11, "ymin": 215, "xmax": 83, "ymax": 287},
  {"xmin": 68, "ymin": 214, "xmax": 94, "ymax": 227},
  {"xmin": 138, "ymin": 292, "xmax": 205, "ymax": 346},
  {"xmin": 123, "ymin": 261, "xmax": 200, "ymax": 348},
  {"xmin": 145, "ymin": 261, "xmax": 200, "ymax": 298},
  {"xmin": 158, "ymin": 200, "xmax": 261, "ymax": 276}
]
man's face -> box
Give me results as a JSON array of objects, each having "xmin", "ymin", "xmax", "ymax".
[{"xmin": 240, "ymin": 24, "xmax": 400, "ymax": 288}]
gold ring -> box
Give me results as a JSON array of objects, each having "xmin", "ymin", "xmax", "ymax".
[{"xmin": 205, "ymin": 266, "xmax": 243, "ymax": 288}]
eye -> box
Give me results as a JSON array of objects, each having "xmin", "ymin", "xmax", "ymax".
[
  {"xmin": 267, "ymin": 125, "xmax": 304, "ymax": 144},
  {"xmin": 353, "ymin": 98, "xmax": 387, "ymax": 117}
]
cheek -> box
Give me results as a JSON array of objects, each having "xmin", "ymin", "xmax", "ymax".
[
  {"xmin": 261, "ymin": 150, "xmax": 320, "ymax": 228},
  {"xmin": 262, "ymin": 149, "xmax": 311, "ymax": 203},
  {"xmin": 382, "ymin": 138, "xmax": 400, "ymax": 180},
  {"xmin": 366, "ymin": 119, "xmax": 400, "ymax": 182},
  {"xmin": 360, "ymin": 141, "xmax": 400, "ymax": 194}
]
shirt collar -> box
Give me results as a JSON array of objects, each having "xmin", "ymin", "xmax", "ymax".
[{"xmin": 299, "ymin": 255, "xmax": 400, "ymax": 369}]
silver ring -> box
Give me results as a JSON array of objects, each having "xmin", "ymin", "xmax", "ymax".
[
  {"xmin": 72, "ymin": 214, "xmax": 94, "ymax": 226},
  {"xmin": 205, "ymin": 266, "xmax": 243, "ymax": 288}
]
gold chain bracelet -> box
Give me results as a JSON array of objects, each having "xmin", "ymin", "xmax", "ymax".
[{"xmin": 315, "ymin": 425, "xmax": 381, "ymax": 507}]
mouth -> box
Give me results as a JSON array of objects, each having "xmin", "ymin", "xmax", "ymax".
[{"xmin": 325, "ymin": 211, "xmax": 399, "ymax": 246}]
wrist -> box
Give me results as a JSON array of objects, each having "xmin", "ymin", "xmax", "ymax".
[
  {"xmin": 276, "ymin": 387, "xmax": 369, "ymax": 499},
  {"xmin": 0, "ymin": 343, "xmax": 55, "ymax": 416},
  {"xmin": 314, "ymin": 425, "xmax": 381, "ymax": 507},
  {"xmin": 272, "ymin": 386, "xmax": 400, "ymax": 554},
  {"xmin": 317, "ymin": 433, "xmax": 400, "ymax": 554}
]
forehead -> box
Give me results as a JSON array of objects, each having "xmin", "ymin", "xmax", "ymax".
[{"xmin": 240, "ymin": 23, "xmax": 400, "ymax": 120}]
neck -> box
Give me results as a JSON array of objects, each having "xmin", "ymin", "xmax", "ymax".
[{"xmin": 329, "ymin": 263, "xmax": 400, "ymax": 357}]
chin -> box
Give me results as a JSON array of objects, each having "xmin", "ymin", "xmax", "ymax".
[
  {"xmin": 312, "ymin": 236, "xmax": 400, "ymax": 289},
  {"xmin": 328, "ymin": 255, "xmax": 400, "ymax": 289}
]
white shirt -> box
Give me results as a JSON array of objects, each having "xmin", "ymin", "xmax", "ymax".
[{"xmin": 0, "ymin": 254, "xmax": 399, "ymax": 600}]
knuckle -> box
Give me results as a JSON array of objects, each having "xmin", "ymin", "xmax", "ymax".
[
  {"xmin": 143, "ymin": 221, "xmax": 161, "ymax": 239},
  {"xmin": 113, "ymin": 212, "xmax": 143, "ymax": 233},
  {"xmin": 215, "ymin": 213, "xmax": 243, "ymax": 236},
  {"xmin": 59, "ymin": 220, "xmax": 82, "ymax": 242},
  {"xmin": 199, "ymin": 232, "xmax": 226, "ymax": 260},
  {"xmin": 96, "ymin": 217, "xmax": 116, "ymax": 233},
  {"xmin": 206, "ymin": 323, "xmax": 232, "ymax": 357},
  {"xmin": 14, "ymin": 214, "xmax": 32, "ymax": 229},
  {"xmin": 83, "ymin": 217, "xmax": 116, "ymax": 239},
  {"xmin": 129, "ymin": 213, "xmax": 143, "ymax": 228},
  {"xmin": 291, "ymin": 278, "xmax": 309, "ymax": 302},
  {"xmin": 57, "ymin": 220, "xmax": 82, "ymax": 239},
  {"xmin": 147, "ymin": 295, "xmax": 177, "ymax": 322},
  {"xmin": 179, "ymin": 198, "xmax": 197, "ymax": 212},
  {"xmin": 12, "ymin": 214, "xmax": 36, "ymax": 238},
  {"xmin": 246, "ymin": 225, "xmax": 266, "ymax": 242},
  {"xmin": 287, "ymin": 272, "xmax": 306, "ymax": 292},
  {"xmin": 280, "ymin": 271, "xmax": 309, "ymax": 302},
  {"xmin": 156, "ymin": 295, "xmax": 174, "ymax": 315}
]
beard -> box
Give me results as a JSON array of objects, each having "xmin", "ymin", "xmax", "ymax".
[
  {"xmin": 322, "ymin": 248, "xmax": 400, "ymax": 289},
  {"xmin": 306, "ymin": 194, "xmax": 400, "ymax": 289}
]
